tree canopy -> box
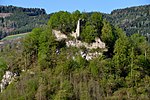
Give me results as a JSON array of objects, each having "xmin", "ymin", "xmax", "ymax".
[{"xmin": 0, "ymin": 8, "xmax": 150, "ymax": 100}]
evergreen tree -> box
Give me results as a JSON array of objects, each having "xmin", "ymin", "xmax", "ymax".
[
  {"xmin": 81, "ymin": 25, "xmax": 98, "ymax": 43},
  {"xmin": 101, "ymin": 19, "xmax": 115, "ymax": 48},
  {"xmin": 90, "ymin": 12, "xmax": 103, "ymax": 35}
]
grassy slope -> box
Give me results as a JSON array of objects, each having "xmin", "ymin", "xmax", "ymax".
[{"xmin": 1, "ymin": 33, "xmax": 29, "ymax": 41}]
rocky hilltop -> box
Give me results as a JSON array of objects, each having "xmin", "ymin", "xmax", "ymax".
[{"xmin": 0, "ymin": 5, "xmax": 149, "ymax": 100}]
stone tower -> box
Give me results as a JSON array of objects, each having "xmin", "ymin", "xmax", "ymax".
[
  {"xmin": 76, "ymin": 19, "xmax": 81, "ymax": 38},
  {"xmin": 71, "ymin": 19, "xmax": 81, "ymax": 39}
]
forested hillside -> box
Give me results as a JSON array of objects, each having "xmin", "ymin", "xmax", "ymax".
[
  {"xmin": 0, "ymin": 9, "xmax": 150, "ymax": 100},
  {"xmin": 0, "ymin": 5, "xmax": 46, "ymax": 15},
  {"xmin": 106, "ymin": 4, "xmax": 150, "ymax": 36},
  {"xmin": 0, "ymin": 5, "xmax": 50, "ymax": 39}
]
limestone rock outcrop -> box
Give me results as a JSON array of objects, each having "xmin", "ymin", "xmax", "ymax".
[
  {"xmin": 52, "ymin": 30, "xmax": 67, "ymax": 41},
  {"xmin": 0, "ymin": 71, "xmax": 16, "ymax": 92},
  {"xmin": 66, "ymin": 37, "xmax": 105, "ymax": 49},
  {"xmin": 80, "ymin": 51, "xmax": 102, "ymax": 60}
]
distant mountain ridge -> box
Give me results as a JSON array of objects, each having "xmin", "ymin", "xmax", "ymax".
[
  {"xmin": 106, "ymin": 4, "xmax": 150, "ymax": 36},
  {"xmin": 0, "ymin": 5, "xmax": 50, "ymax": 39},
  {"xmin": 0, "ymin": 5, "xmax": 46, "ymax": 15}
]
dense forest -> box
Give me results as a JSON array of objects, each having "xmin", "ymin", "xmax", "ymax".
[
  {"xmin": 108, "ymin": 4, "xmax": 150, "ymax": 36},
  {"xmin": 0, "ymin": 7, "xmax": 150, "ymax": 100},
  {"xmin": 0, "ymin": 5, "xmax": 46, "ymax": 15},
  {"xmin": 0, "ymin": 5, "xmax": 50, "ymax": 39}
]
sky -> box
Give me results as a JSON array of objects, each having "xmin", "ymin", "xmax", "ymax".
[{"xmin": 0, "ymin": 0, "xmax": 150, "ymax": 14}]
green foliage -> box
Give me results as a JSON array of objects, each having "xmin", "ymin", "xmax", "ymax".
[
  {"xmin": 101, "ymin": 19, "xmax": 114, "ymax": 48},
  {"xmin": 1, "ymin": 32, "xmax": 150, "ymax": 100},
  {"xmin": 108, "ymin": 5, "xmax": 150, "ymax": 36},
  {"xmin": 1, "ymin": 4, "xmax": 149, "ymax": 41},
  {"xmin": 23, "ymin": 28, "xmax": 43, "ymax": 67},
  {"xmin": 48, "ymin": 11, "xmax": 72, "ymax": 33},
  {"xmin": 89, "ymin": 59, "xmax": 99, "ymax": 77},
  {"xmin": 48, "ymin": 11, "xmax": 103, "ymax": 44},
  {"xmin": 0, "ymin": 8, "xmax": 150, "ymax": 100},
  {"xmin": 113, "ymin": 33, "xmax": 150, "ymax": 88},
  {"xmin": 90, "ymin": 12, "xmax": 103, "ymax": 34},
  {"xmin": 0, "ymin": 6, "xmax": 49, "ymax": 39},
  {"xmin": 81, "ymin": 25, "xmax": 98, "ymax": 43},
  {"xmin": 0, "ymin": 58, "xmax": 7, "ymax": 80},
  {"xmin": 113, "ymin": 36, "xmax": 131, "ymax": 76},
  {"xmin": 113, "ymin": 26, "xmax": 126, "ymax": 39},
  {"xmin": 54, "ymin": 80, "xmax": 73, "ymax": 100},
  {"xmin": 0, "ymin": 5, "xmax": 46, "ymax": 14},
  {"xmin": 80, "ymin": 12, "xmax": 88, "ymax": 21},
  {"xmin": 79, "ymin": 12, "xmax": 103, "ymax": 43},
  {"xmin": 0, "ymin": 72, "xmax": 39, "ymax": 100},
  {"xmin": 35, "ymin": 83, "xmax": 47, "ymax": 100},
  {"xmin": 38, "ymin": 27, "xmax": 58, "ymax": 70},
  {"xmin": 74, "ymin": 55, "xmax": 87, "ymax": 69},
  {"xmin": 23, "ymin": 27, "xmax": 59, "ymax": 70}
]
